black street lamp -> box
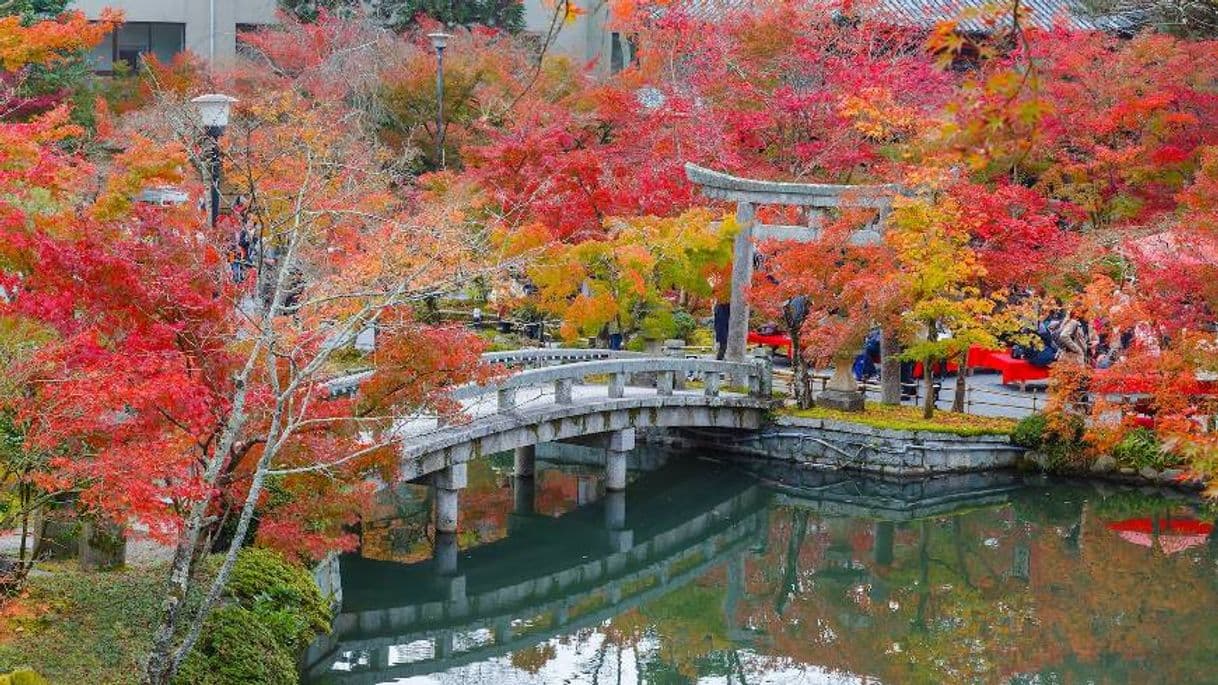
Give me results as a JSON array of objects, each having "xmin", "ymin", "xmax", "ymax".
[
  {"xmin": 427, "ymin": 31, "xmax": 452, "ymax": 169},
  {"xmin": 191, "ymin": 93, "xmax": 237, "ymax": 227}
]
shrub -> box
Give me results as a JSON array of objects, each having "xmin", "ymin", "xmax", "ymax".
[
  {"xmin": 1111, "ymin": 428, "xmax": 1174, "ymax": 470},
  {"xmin": 1011, "ymin": 414, "xmax": 1047, "ymax": 449},
  {"xmin": 671, "ymin": 309, "xmax": 698, "ymax": 342},
  {"xmin": 173, "ymin": 606, "xmax": 297, "ymax": 685},
  {"xmin": 1013, "ymin": 412, "xmax": 1089, "ymax": 470},
  {"xmin": 174, "ymin": 548, "xmax": 332, "ymax": 684},
  {"xmin": 225, "ymin": 547, "xmax": 330, "ymax": 650}
]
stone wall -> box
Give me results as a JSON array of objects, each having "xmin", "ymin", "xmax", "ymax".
[
  {"xmin": 647, "ymin": 415, "xmax": 1023, "ymax": 476},
  {"xmin": 312, "ymin": 551, "xmax": 343, "ymax": 611}
]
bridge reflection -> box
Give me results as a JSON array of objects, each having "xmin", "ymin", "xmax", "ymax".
[{"xmin": 303, "ymin": 455, "xmax": 1022, "ymax": 684}]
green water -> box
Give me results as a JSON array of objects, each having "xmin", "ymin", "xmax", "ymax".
[{"xmin": 306, "ymin": 451, "xmax": 1218, "ymax": 684}]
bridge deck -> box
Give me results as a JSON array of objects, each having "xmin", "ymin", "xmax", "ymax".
[{"xmin": 390, "ymin": 354, "xmax": 773, "ymax": 483}]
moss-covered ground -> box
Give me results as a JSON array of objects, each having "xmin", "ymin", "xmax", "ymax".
[
  {"xmin": 0, "ymin": 561, "xmax": 164, "ymax": 683},
  {"xmin": 783, "ymin": 403, "xmax": 1016, "ymax": 437}
]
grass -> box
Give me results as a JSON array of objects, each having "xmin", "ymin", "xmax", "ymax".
[
  {"xmin": 0, "ymin": 561, "xmax": 166, "ymax": 683},
  {"xmin": 784, "ymin": 402, "xmax": 1016, "ymax": 437}
]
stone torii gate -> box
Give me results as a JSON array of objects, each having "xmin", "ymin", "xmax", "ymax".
[{"xmin": 684, "ymin": 162, "xmax": 903, "ymax": 408}]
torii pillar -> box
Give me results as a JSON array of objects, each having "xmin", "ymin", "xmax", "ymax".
[{"xmin": 684, "ymin": 163, "xmax": 899, "ymax": 410}]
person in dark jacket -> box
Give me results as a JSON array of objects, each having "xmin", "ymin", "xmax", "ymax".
[{"xmin": 713, "ymin": 302, "xmax": 731, "ymax": 360}]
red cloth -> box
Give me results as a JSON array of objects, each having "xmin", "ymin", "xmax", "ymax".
[
  {"xmin": 748, "ymin": 331, "xmax": 792, "ymax": 356},
  {"xmin": 981, "ymin": 352, "xmax": 1051, "ymax": 384},
  {"xmin": 1107, "ymin": 517, "xmax": 1213, "ymax": 535}
]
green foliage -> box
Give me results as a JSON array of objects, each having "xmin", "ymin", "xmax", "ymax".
[
  {"xmin": 279, "ymin": 0, "xmax": 525, "ymax": 32},
  {"xmin": 0, "ymin": 0, "xmax": 69, "ymax": 22},
  {"xmin": 173, "ymin": 606, "xmax": 297, "ymax": 685},
  {"xmin": 224, "ymin": 547, "xmax": 330, "ymax": 650},
  {"xmin": 1111, "ymin": 428, "xmax": 1176, "ymax": 470},
  {"xmin": 1013, "ymin": 413, "xmax": 1089, "ymax": 469},
  {"xmin": 175, "ymin": 547, "xmax": 330, "ymax": 684},
  {"xmin": 1011, "ymin": 413, "xmax": 1048, "ymax": 449},
  {"xmin": 671, "ymin": 309, "xmax": 698, "ymax": 342},
  {"xmin": 0, "ymin": 562, "xmax": 166, "ymax": 683},
  {"xmin": 637, "ymin": 305, "xmax": 674, "ymax": 340}
]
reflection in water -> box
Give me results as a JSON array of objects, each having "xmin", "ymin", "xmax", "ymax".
[{"xmin": 306, "ymin": 451, "xmax": 1218, "ymax": 684}]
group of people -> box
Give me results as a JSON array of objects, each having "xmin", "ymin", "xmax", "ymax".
[
  {"xmin": 1016, "ymin": 301, "xmax": 1136, "ymax": 371},
  {"xmin": 222, "ymin": 195, "xmax": 259, "ymax": 284}
]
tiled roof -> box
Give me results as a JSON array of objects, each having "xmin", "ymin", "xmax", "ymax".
[
  {"xmin": 875, "ymin": 0, "xmax": 1133, "ymax": 32},
  {"xmin": 665, "ymin": 0, "xmax": 1132, "ymax": 32}
]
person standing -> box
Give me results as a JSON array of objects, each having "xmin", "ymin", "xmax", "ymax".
[
  {"xmin": 1055, "ymin": 307, "xmax": 1089, "ymax": 366},
  {"xmin": 713, "ymin": 302, "xmax": 731, "ymax": 360}
]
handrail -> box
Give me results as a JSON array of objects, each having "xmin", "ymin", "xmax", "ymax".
[
  {"xmin": 324, "ymin": 349, "xmax": 774, "ymax": 402},
  {"xmin": 322, "ymin": 349, "xmax": 637, "ymax": 396},
  {"xmin": 482, "ymin": 348, "xmax": 645, "ymax": 366},
  {"xmin": 449, "ymin": 357, "xmax": 772, "ymax": 401}
]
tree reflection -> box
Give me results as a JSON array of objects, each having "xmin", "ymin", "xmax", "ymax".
[{"xmin": 615, "ymin": 485, "xmax": 1218, "ymax": 684}]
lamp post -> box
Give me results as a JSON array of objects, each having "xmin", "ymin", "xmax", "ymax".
[
  {"xmin": 191, "ymin": 93, "xmax": 237, "ymax": 228},
  {"xmin": 427, "ymin": 31, "xmax": 452, "ymax": 169}
]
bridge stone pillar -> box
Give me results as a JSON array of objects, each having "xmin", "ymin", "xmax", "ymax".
[
  {"xmin": 493, "ymin": 619, "xmax": 511, "ymax": 644},
  {"xmin": 605, "ymin": 429, "xmax": 634, "ymax": 492},
  {"xmin": 513, "ymin": 445, "xmax": 536, "ymax": 477},
  {"xmin": 512, "ymin": 474, "xmax": 536, "ymax": 516},
  {"xmin": 434, "ymin": 531, "xmax": 459, "ymax": 576},
  {"xmin": 604, "ymin": 490, "xmax": 626, "ymax": 530},
  {"xmin": 435, "ymin": 632, "xmax": 454, "ymax": 660},
  {"xmin": 873, "ymin": 521, "xmax": 895, "ymax": 567},
  {"xmin": 604, "ymin": 490, "xmax": 633, "ymax": 552},
  {"xmin": 433, "ymin": 464, "xmax": 466, "ymax": 534},
  {"xmin": 371, "ymin": 645, "xmax": 392, "ymax": 670}
]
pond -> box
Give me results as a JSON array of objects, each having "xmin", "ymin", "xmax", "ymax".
[{"xmin": 304, "ymin": 447, "xmax": 1218, "ymax": 684}]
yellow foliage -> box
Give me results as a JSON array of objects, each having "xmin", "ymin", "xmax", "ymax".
[
  {"xmin": 90, "ymin": 136, "xmax": 187, "ymax": 222},
  {"xmin": 527, "ymin": 209, "xmax": 734, "ymax": 341},
  {"xmin": 839, "ymin": 87, "xmax": 922, "ymax": 142}
]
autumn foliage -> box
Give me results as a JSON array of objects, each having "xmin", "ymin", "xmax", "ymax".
[{"xmin": 5, "ymin": 1, "xmax": 1218, "ymax": 680}]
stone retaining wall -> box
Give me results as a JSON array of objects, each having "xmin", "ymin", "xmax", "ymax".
[{"xmin": 646, "ymin": 415, "xmax": 1024, "ymax": 475}]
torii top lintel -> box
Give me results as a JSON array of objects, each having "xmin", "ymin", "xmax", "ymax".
[{"xmin": 683, "ymin": 162, "xmax": 903, "ymax": 209}]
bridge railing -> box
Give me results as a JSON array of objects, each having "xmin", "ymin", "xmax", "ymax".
[
  {"xmin": 323, "ymin": 349, "xmax": 640, "ymax": 397},
  {"xmin": 324, "ymin": 349, "xmax": 773, "ymax": 405},
  {"xmin": 481, "ymin": 348, "xmax": 644, "ymax": 369},
  {"xmin": 448, "ymin": 357, "xmax": 773, "ymax": 410}
]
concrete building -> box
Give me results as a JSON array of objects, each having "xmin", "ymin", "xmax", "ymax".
[
  {"xmin": 522, "ymin": 0, "xmax": 633, "ymax": 75},
  {"xmin": 520, "ymin": 0, "xmax": 1129, "ymax": 78},
  {"xmin": 71, "ymin": 0, "xmax": 279, "ymax": 71}
]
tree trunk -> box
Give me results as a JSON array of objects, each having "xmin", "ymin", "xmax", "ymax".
[
  {"xmin": 880, "ymin": 329, "xmax": 902, "ymax": 405},
  {"xmin": 922, "ymin": 323, "xmax": 936, "ymax": 420},
  {"xmin": 790, "ymin": 328, "xmax": 813, "ymax": 409},
  {"xmin": 143, "ymin": 378, "xmax": 256, "ymax": 685},
  {"xmin": 17, "ymin": 483, "xmax": 31, "ymax": 562},
  {"xmin": 951, "ymin": 350, "xmax": 968, "ymax": 413},
  {"xmin": 922, "ymin": 360, "xmax": 936, "ymax": 419}
]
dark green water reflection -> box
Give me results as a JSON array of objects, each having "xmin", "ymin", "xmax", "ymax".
[{"xmin": 305, "ymin": 450, "xmax": 1218, "ymax": 684}]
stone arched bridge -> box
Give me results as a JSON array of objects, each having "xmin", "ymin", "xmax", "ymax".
[{"xmin": 329, "ymin": 348, "xmax": 773, "ymax": 533}]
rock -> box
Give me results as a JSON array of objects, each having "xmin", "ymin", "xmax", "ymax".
[
  {"xmin": 1160, "ymin": 468, "xmax": 1185, "ymax": 484},
  {"xmin": 1091, "ymin": 455, "xmax": 1117, "ymax": 473},
  {"xmin": 816, "ymin": 389, "xmax": 865, "ymax": 412},
  {"xmin": 1025, "ymin": 451, "xmax": 1049, "ymax": 470},
  {"xmin": 1119, "ymin": 467, "xmax": 1136, "ymax": 476},
  {"xmin": 1139, "ymin": 466, "xmax": 1160, "ymax": 481}
]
